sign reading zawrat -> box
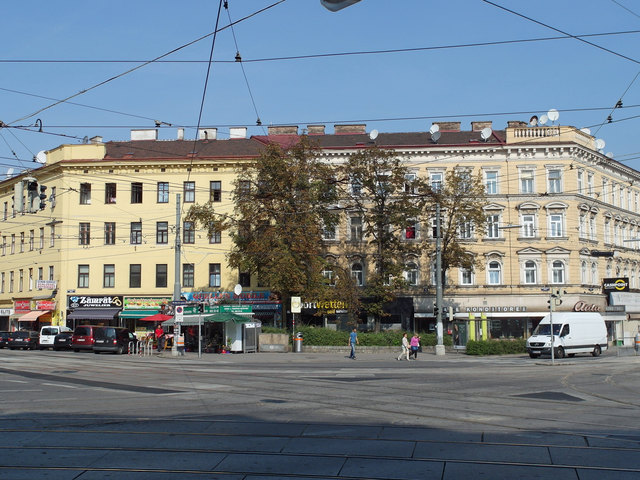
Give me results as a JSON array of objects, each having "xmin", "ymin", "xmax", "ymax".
[{"xmin": 602, "ymin": 277, "xmax": 629, "ymax": 292}]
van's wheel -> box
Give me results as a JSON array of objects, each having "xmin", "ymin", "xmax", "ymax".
[
  {"xmin": 556, "ymin": 347, "xmax": 565, "ymax": 359},
  {"xmin": 592, "ymin": 345, "xmax": 601, "ymax": 357}
]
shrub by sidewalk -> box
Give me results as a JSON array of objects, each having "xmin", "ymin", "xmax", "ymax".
[{"xmin": 465, "ymin": 338, "xmax": 527, "ymax": 355}]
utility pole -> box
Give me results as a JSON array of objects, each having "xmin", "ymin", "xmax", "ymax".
[
  {"xmin": 435, "ymin": 202, "xmax": 445, "ymax": 356},
  {"xmin": 172, "ymin": 194, "xmax": 182, "ymax": 356}
]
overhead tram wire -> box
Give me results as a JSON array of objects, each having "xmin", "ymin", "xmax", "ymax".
[
  {"xmin": 189, "ymin": 0, "xmax": 225, "ymax": 168},
  {"xmin": 6, "ymin": 0, "xmax": 287, "ymax": 127},
  {"xmin": 225, "ymin": 0, "xmax": 266, "ymax": 133},
  {"xmin": 2, "ymin": 30, "xmax": 639, "ymax": 65},
  {"xmin": 592, "ymin": 69, "xmax": 640, "ymax": 137},
  {"xmin": 481, "ymin": 1, "xmax": 640, "ymax": 66},
  {"xmin": 610, "ymin": 0, "xmax": 640, "ymax": 19}
]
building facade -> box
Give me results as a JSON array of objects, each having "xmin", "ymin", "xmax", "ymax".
[{"xmin": 1, "ymin": 121, "xmax": 639, "ymax": 345}]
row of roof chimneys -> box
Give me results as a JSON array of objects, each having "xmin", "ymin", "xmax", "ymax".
[{"xmin": 129, "ymin": 121, "xmax": 507, "ymax": 141}]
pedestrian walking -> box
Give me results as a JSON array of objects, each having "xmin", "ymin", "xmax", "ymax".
[
  {"xmin": 348, "ymin": 328, "xmax": 359, "ymax": 359},
  {"xmin": 409, "ymin": 333, "xmax": 420, "ymax": 360},
  {"xmin": 397, "ymin": 332, "xmax": 410, "ymax": 361},
  {"xmin": 154, "ymin": 325, "xmax": 164, "ymax": 352}
]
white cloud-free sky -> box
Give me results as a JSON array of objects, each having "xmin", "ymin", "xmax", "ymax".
[{"xmin": 2, "ymin": 0, "xmax": 639, "ymax": 171}]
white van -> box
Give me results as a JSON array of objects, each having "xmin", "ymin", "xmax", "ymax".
[
  {"xmin": 526, "ymin": 312, "xmax": 608, "ymax": 359},
  {"xmin": 39, "ymin": 325, "xmax": 72, "ymax": 350}
]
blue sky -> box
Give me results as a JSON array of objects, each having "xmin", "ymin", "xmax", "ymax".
[{"xmin": 1, "ymin": 0, "xmax": 639, "ymax": 172}]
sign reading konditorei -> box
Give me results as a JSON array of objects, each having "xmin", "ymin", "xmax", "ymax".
[
  {"xmin": 67, "ymin": 295, "xmax": 123, "ymax": 309},
  {"xmin": 602, "ymin": 277, "xmax": 629, "ymax": 292}
]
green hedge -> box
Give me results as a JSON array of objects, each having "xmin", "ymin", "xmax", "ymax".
[
  {"xmin": 262, "ymin": 326, "xmax": 452, "ymax": 347},
  {"xmin": 465, "ymin": 339, "xmax": 527, "ymax": 355}
]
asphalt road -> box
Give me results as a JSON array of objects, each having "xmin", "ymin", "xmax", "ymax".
[{"xmin": 0, "ymin": 347, "xmax": 639, "ymax": 479}]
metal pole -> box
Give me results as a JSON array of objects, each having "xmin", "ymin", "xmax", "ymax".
[
  {"xmin": 198, "ymin": 312, "xmax": 202, "ymax": 358},
  {"xmin": 550, "ymin": 293, "xmax": 555, "ymax": 365},
  {"xmin": 435, "ymin": 202, "xmax": 445, "ymax": 356},
  {"xmin": 172, "ymin": 194, "xmax": 182, "ymax": 356}
]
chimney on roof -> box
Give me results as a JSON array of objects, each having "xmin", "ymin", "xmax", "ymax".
[
  {"xmin": 131, "ymin": 129, "xmax": 158, "ymax": 141},
  {"xmin": 471, "ymin": 121, "xmax": 492, "ymax": 132},
  {"xmin": 198, "ymin": 128, "xmax": 217, "ymax": 140},
  {"xmin": 229, "ymin": 127, "xmax": 247, "ymax": 139},
  {"xmin": 432, "ymin": 122, "xmax": 460, "ymax": 132},
  {"xmin": 334, "ymin": 124, "xmax": 366, "ymax": 134},
  {"xmin": 507, "ymin": 120, "xmax": 528, "ymax": 128},
  {"xmin": 177, "ymin": 128, "xmax": 184, "ymax": 140},
  {"xmin": 90, "ymin": 136, "xmax": 103, "ymax": 144},
  {"xmin": 267, "ymin": 125, "xmax": 298, "ymax": 135},
  {"xmin": 307, "ymin": 125, "xmax": 325, "ymax": 135}
]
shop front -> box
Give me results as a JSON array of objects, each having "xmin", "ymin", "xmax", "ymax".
[
  {"xmin": 0, "ymin": 308, "xmax": 12, "ymax": 331},
  {"xmin": 66, "ymin": 295, "xmax": 123, "ymax": 328},
  {"xmin": 119, "ymin": 296, "xmax": 172, "ymax": 338},
  {"xmin": 9, "ymin": 299, "xmax": 52, "ymax": 332}
]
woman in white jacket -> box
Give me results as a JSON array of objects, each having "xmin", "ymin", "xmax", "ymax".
[{"xmin": 397, "ymin": 332, "xmax": 410, "ymax": 361}]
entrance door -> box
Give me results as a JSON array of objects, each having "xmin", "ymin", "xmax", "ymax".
[{"xmin": 452, "ymin": 322, "xmax": 468, "ymax": 348}]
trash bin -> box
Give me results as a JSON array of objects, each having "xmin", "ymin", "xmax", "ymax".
[{"xmin": 293, "ymin": 332, "xmax": 303, "ymax": 353}]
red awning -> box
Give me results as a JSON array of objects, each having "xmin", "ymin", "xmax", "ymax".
[{"xmin": 137, "ymin": 313, "xmax": 173, "ymax": 322}]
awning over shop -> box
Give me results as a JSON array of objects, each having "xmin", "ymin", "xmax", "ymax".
[
  {"xmin": 16, "ymin": 310, "xmax": 51, "ymax": 322},
  {"xmin": 119, "ymin": 309, "xmax": 160, "ymax": 319},
  {"xmin": 67, "ymin": 308, "xmax": 121, "ymax": 321},
  {"xmin": 161, "ymin": 312, "xmax": 253, "ymax": 327}
]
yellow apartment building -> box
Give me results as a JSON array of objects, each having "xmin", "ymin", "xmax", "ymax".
[{"xmin": 1, "ymin": 121, "xmax": 639, "ymax": 346}]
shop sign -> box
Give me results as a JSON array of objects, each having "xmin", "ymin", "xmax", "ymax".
[
  {"xmin": 0, "ymin": 309, "xmax": 13, "ymax": 316},
  {"xmin": 68, "ymin": 295, "xmax": 123, "ymax": 309},
  {"xmin": 465, "ymin": 306, "xmax": 527, "ymax": 313},
  {"xmin": 184, "ymin": 291, "xmax": 272, "ymax": 303},
  {"xmin": 14, "ymin": 300, "xmax": 30, "ymax": 313},
  {"xmin": 602, "ymin": 277, "xmax": 629, "ymax": 292},
  {"xmin": 36, "ymin": 280, "xmax": 57, "ymax": 290},
  {"xmin": 573, "ymin": 301, "xmax": 600, "ymax": 312},
  {"xmin": 123, "ymin": 296, "xmax": 171, "ymax": 309},
  {"xmin": 35, "ymin": 300, "xmax": 56, "ymax": 310},
  {"xmin": 303, "ymin": 300, "xmax": 349, "ymax": 311}
]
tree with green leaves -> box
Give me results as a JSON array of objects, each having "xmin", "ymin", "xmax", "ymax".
[
  {"xmin": 186, "ymin": 137, "xmax": 354, "ymax": 326},
  {"xmin": 339, "ymin": 147, "xmax": 428, "ymax": 331},
  {"xmin": 425, "ymin": 167, "xmax": 487, "ymax": 285}
]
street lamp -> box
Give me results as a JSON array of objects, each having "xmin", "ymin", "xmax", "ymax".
[{"xmin": 321, "ymin": 0, "xmax": 362, "ymax": 11}]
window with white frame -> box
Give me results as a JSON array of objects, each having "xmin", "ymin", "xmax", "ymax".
[
  {"xmin": 581, "ymin": 260, "xmax": 587, "ymax": 284},
  {"xmin": 578, "ymin": 213, "xmax": 586, "ymax": 238},
  {"xmin": 404, "ymin": 262, "xmax": 419, "ymax": 286},
  {"xmin": 487, "ymin": 260, "xmax": 501, "ymax": 285},
  {"xmin": 551, "ymin": 260, "xmax": 565, "ymax": 284},
  {"xmin": 635, "ymin": 192, "xmax": 639, "ymax": 213},
  {"xmin": 485, "ymin": 171, "xmax": 498, "ymax": 195},
  {"xmin": 587, "ymin": 172, "xmax": 594, "ymax": 197},
  {"xmin": 548, "ymin": 213, "xmax": 564, "ymax": 237},
  {"xmin": 322, "ymin": 222, "xmax": 337, "ymax": 241},
  {"xmin": 520, "ymin": 169, "xmax": 534, "ymax": 193},
  {"xmin": 589, "ymin": 214, "xmax": 597, "ymax": 240},
  {"xmin": 349, "ymin": 216, "xmax": 363, "ymax": 241},
  {"xmin": 404, "ymin": 173, "xmax": 417, "ymax": 194},
  {"xmin": 486, "ymin": 214, "xmax": 500, "ymax": 238},
  {"xmin": 602, "ymin": 179, "xmax": 609, "ymax": 203},
  {"xmin": 591, "ymin": 262, "xmax": 598, "ymax": 285},
  {"xmin": 577, "ymin": 170, "xmax": 584, "ymax": 194},
  {"xmin": 459, "ymin": 220, "xmax": 473, "ymax": 239},
  {"xmin": 351, "ymin": 262, "xmax": 363, "ymax": 286},
  {"xmin": 521, "ymin": 214, "xmax": 536, "ymax": 238},
  {"xmin": 611, "ymin": 182, "xmax": 617, "ymax": 205},
  {"xmin": 619, "ymin": 185, "xmax": 625, "ymax": 208},
  {"xmin": 430, "ymin": 172, "xmax": 443, "ymax": 192},
  {"xmin": 628, "ymin": 187, "xmax": 633, "ymax": 211},
  {"xmin": 322, "ymin": 266, "xmax": 335, "ymax": 286},
  {"xmin": 604, "ymin": 218, "xmax": 611, "ymax": 244},
  {"xmin": 404, "ymin": 219, "xmax": 418, "ymax": 240},
  {"xmin": 460, "ymin": 267, "xmax": 474, "ymax": 286},
  {"xmin": 523, "ymin": 260, "xmax": 537, "ymax": 284},
  {"xmin": 548, "ymin": 169, "xmax": 562, "ymax": 193},
  {"xmin": 350, "ymin": 177, "xmax": 362, "ymax": 196}
]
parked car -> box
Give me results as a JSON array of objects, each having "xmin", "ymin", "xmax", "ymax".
[
  {"xmin": 39, "ymin": 325, "xmax": 72, "ymax": 350},
  {"xmin": 53, "ymin": 331, "xmax": 74, "ymax": 351},
  {"xmin": 71, "ymin": 325, "xmax": 98, "ymax": 352},
  {"xmin": 8, "ymin": 330, "xmax": 39, "ymax": 350},
  {"xmin": 93, "ymin": 327, "xmax": 136, "ymax": 354},
  {"xmin": 0, "ymin": 331, "xmax": 10, "ymax": 348}
]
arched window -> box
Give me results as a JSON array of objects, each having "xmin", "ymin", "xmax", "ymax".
[
  {"xmin": 488, "ymin": 260, "xmax": 501, "ymax": 285},
  {"xmin": 322, "ymin": 267, "xmax": 335, "ymax": 286},
  {"xmin": 524, "ymin": 260, "xmax": 537, "ymax": 284},
  {"xmin": 581, "ymin": 260, "xmax": 587, "ymax": 284},
  {"xmin": 591, "ymin": 262, "xmax": 598, "ymax": 285},
  {"xmin": 404, "ymin": 262, "xmax": 419, "ymax": 286},
  {"xmin": 552, "ymin": 260, "xmax": 565, "ymax": 284},
  {"xmin": 351, "ymin": 263, "xmax": 363, "ymax": 286}
]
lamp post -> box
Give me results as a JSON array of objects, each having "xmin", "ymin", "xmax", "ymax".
[{"xmin": 435, "ymin": 202, "xmax": 445, "ymax": 355}]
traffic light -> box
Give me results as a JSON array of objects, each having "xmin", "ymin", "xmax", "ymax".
[
  {"xmin": 38, "ymin": 185, "xmax": 47, "ymax": 210},
  {"xmin": 433, "ymin": 303, "xmax": 439, "ymax": 318}
]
